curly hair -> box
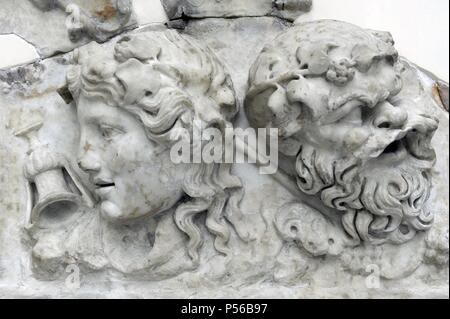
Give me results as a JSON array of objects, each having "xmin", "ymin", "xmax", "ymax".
[
  {"xmin": 67, "ymin": 30, "xmax": 245, "ymax": 264},
  {"xmin": 245, "ymin": 20, "xmax": 437, "ymax": 245}
]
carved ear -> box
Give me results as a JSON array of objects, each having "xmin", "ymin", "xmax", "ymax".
[
  {"xmin": 245, "ymin": 83, "xmax": 278, "ymax": 129},
  {"xmin": 268, "ymin": 85, "xmax": 290, "ymax": 124},
  {"xmin": 246, "ymin": 76, "xmax": 312, "ymax": 135},
  {"xmin": 285, "ymin": 74, "xmax": 322, "ymax": 119},
  {"xmin": 268, "ymin": 85, "xmax": 303, "ymax": 138}
]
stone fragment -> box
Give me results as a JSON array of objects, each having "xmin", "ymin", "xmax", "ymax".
[
  {"xmin": 161, "ymin": 0, "xmax": 312, "ymax": 22},
  {"xmin": 0, "ymin": 0, "xmax": 137, "ymax": 58}
]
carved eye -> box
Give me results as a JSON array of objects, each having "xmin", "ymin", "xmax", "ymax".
[
  {"xmin": 99, "ymin": 124, "xmax": 124, "ymax": 141},
  {"xmin": 339, "ymin": 106, "xmax": 363, "ymax": 125}
]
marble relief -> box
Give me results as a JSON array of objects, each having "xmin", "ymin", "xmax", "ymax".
[{"xmin": 0, "ymin": 1, "xmax": 448, "ymax": 298}]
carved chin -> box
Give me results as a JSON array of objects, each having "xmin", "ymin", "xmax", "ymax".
[{"xmin": 100, "ymin": 201, "xmax": 123, "ymax": 221}]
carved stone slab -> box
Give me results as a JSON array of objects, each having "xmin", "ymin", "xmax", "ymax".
[
  {"xmin": 161, "ymin": 0, "xmax": 312, "ymax": 21},
  {"xmin": 0, "ymin": 7, "xmax": 448, "ymax": 298},
  {"xmin": 0, "ymin": 0, "xmax": 137, "ymax": 59}
]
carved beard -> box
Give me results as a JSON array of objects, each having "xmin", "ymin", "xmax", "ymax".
[{"xmin": 295, "ymin": 139, "xmax": 435, "ymax": 245}]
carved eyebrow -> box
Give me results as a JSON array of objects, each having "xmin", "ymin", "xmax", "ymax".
[
  {"xmin": 319, "ymin": 100, "xmax": 362, "ymax": 125},
  {"xmin": 98, "ymin": 121, "xmax": 124, "ymax": 130},
  {"xmin": 85, "ymin": 111, "xmax": 128, "ymax": 131}
]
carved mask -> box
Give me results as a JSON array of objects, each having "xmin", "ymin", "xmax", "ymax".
[
  {"xmin": 67, "ymin": 30, "xmax": 243, "ymax": 262},
  {"xmin": 246, "ymin": 20, "xmax": 439, "ymax": 244}
]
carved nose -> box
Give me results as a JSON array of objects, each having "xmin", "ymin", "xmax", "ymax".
[
  {"xmin": 373, "ymin": 101, "xmax": 408, "ymax": 129},
  {"xmin": 77, "ymin": 154, "xmax": 101, "ymax": 173}
]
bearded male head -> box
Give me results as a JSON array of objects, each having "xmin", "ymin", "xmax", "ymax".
[{"xmin": 245, "ymin": 20, "xmax": 439, "ymax": 245}]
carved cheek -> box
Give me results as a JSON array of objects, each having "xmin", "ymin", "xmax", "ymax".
[
  {"xmin": 308, "ymin": 124, "xmax": 353, "ymax": 149},
  {"xmin": 343, "ymin": 128, "xmax": 371, "ymax": 151},
  {"xmin": 97, "ymin": 137, "xmax": 130, "ymax": 175},
  {"xmin": 109, "ymin": 134, "xmax": 155, "ymax": 175}
]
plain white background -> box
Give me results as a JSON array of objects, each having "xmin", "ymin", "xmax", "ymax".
[{"xmin": 0, "ymin": 0, "xmax": 448, "ymax": 81}]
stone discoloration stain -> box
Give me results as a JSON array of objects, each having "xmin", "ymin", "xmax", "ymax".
[
  {"xmin": 22, "ymin": 87, "xmax": 58, "ymax": 100},
  {"xmin": 432, "ymin": 83, "xmax": 445, "ymax": 109},
  {"xmin": 431, "ymin": 81, "xmax": 449, "ymax": 112},
  {"xmin": 83, "ymin": 142, "xmax": 92, "ymax": 153},
  {"xmin": 95, "ymin": 1, "xmax": 118, "ymax": 21}
]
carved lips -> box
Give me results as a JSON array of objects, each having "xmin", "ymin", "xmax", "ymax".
[{"xmin": 93, "ymin": 177, "xmax": 116, "ymax": 197}]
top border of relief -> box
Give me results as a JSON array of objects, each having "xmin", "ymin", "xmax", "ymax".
[{"xmin": 160, "ymin": 0, "xmax": 313, "ymax": 22}]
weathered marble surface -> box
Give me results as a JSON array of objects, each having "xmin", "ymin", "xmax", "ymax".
[
  {"xmin": 0, "ymin": 0, "xmax": 137, "ymax": 59},
  {"xmin": 161, "ymin": 0, "xmax": 312, "ymax": 21},
  {"xmin": 0, "ymin": 13, "xmax": 448, "ymax": 299},
  {"xmin": 182, "ymin": 18, "xmax": 449, "ymax": 296}
]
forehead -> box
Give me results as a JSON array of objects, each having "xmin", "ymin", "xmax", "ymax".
[
  {"xmin": 77, "ymin": 94, "xmax": 138, "ymax": 126},
  {"xmin": 294, "ymin": 59, "xmax": 399, "ymax": 120}
]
